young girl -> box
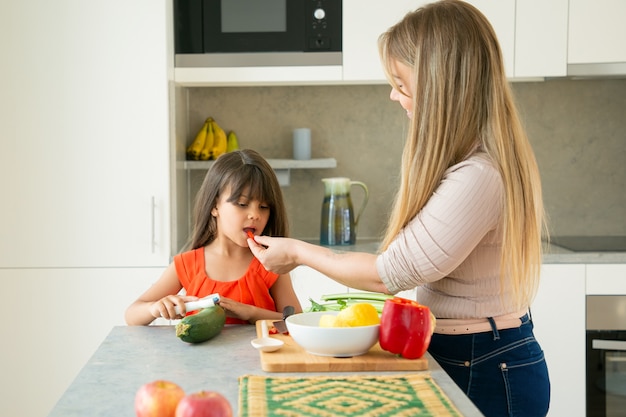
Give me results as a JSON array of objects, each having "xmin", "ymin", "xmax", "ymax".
[{"xmin": 125, "ymin": 149, "xmax": 302, "ymax": 325}]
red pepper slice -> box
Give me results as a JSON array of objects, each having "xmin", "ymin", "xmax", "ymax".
[
  {"xmin": 379, "ymin": 297, "xmax": 433, "ymax": 360},
  {"xmin": 246, "ymin": 230, "xmax": 255, "ymax": 240}
]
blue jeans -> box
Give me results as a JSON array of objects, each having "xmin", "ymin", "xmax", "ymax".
[{"xmin": 428, "ymin": 314, "xmax": 550, "ymax": 417}]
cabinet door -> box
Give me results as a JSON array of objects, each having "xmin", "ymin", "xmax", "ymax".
[
  {"xmin": 464, "ymin": 0, "xmax": 515, "ymax": 78},
  {"xmin": 0, "ymin": 267, "xmax": 166, "ymax": 417},
  {"xmin": 0, "ymin": 0, "xmax": 171, "ymax": 267},
  {"xmin": 342, "ymin": 0, "xmax": 427, "ymax": 83},
  {"xmin": 569, "ymin": 0, "xmax": 626, "ymax": 64},
  {"xmin": 290, "ymin": 266, "xmax": 349, "ymax": 310},
  {"xmin": 531, "ymin": 264, "xmax": 586, "ymax": 417},
  {"xmin": 515, "ymin": 0, "xmax": 568, "ymax": 77},
  {"xmin": 342, "ymin": 0, "xmax": 515, "ymax": 83},
  {"xmin": 586, "ymin": 264, "xmax": 626, "ymax": 295}
]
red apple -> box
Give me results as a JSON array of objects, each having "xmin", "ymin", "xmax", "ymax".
[
  {"xmin": 175, "ymin": 391, "xmax": 233, "ymax": 417},
  {"xmin": 135, "ymin": 380, "xmax": 185, "ymax": 417}
]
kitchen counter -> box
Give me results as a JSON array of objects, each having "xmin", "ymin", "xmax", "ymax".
[
  {"xmin": 48, "ymin": 325, "xmax": 484, "ymax": 417},
  {"xmin": 306, "ymin": 238, "xmax": 626, "ymax": 264},
  {"xmin": 542, "ymin": 245, "xmax": 626, "ymax": 264}
]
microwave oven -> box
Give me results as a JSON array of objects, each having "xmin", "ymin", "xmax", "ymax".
[{"xmin": 173, "ymin": 0, "xmax": 342, "ymax": 68}]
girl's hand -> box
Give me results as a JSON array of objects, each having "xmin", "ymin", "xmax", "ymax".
[
  {"xmin": 217, "ymin": 297, "xmax": 254, "ymax": 322},
  {"xmin": 248, "ymin": 235, "xmax": 300, "ymax": 274},
  {"xmin": 218, "ymin": 297, "xmax": 282, "ymax": 323},
  {"xmin": 149, "ymin": 294, "xmax": 199, "ymax": 320}
]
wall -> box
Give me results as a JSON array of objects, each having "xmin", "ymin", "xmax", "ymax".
[
  {"xmin": 512, "ymin": 79, "xmax": 625, "ymax": 237},
  {"xmin": 179, "ymin": 78, "xmax": 625, "ymax": 246}
]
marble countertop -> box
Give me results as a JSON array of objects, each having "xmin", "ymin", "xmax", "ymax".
[
  {"xmin": 304, "ymin": 238, "xmax": 626, "ymax": 264},
  {"xmin": 541, "ymin": 243, "xmax": 626, "ymax": 264},
  {"xmin": 48, "ymin": 325, "xmax": 484, "ymax": 417}
]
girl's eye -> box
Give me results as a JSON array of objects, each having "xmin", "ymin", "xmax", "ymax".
[{"xmin": 260, "ymin": 204, "xmax": 270, "ymax": 210}]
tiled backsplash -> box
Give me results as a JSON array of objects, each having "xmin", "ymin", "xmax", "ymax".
[{"xmin": 182, "ymin": 78, "xmax": 625, "ymax": 242}]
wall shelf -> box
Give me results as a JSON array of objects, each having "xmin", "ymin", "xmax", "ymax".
[{"xmin": 180, "ymin": 158, "xmax": 337, "ymax": 186}]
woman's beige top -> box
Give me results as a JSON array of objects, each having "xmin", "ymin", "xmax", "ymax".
[{"xmin": 376, "ymin": 150, "xmax": 518, "ymax": 319}]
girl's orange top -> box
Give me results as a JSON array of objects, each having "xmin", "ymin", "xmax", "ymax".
[{"xmin": 174, "ymin": 247, "xmax": 279, "ymax": 324}]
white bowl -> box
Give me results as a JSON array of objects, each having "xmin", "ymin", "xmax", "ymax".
[{"xmin": 285, "ymin": 311, "xmax": 380, "ymax": 357}]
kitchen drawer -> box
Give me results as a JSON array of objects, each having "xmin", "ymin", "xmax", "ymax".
[{"xmin": 586, "ymin": 264, "xmax": 626, "ymax": 295}]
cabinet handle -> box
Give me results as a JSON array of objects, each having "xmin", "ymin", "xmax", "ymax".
[
  {"xmin": 592, "ymin": 339, "xmax": 626, "ymax": 351},
  {"xmin": 151, "ymin": 196, "xmax": 156, "ymax": 254}
]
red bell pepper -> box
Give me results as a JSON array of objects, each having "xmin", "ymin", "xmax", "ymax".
[{"xmin": 379, "ymin": 297, "xmax": 433, "ymax": 359}]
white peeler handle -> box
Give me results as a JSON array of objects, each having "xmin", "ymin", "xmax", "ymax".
[{"xmin": 174, "ymin": 293, "xmax": 220, "ymax": 316}]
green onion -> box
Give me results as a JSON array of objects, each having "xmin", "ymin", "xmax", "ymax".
[
  {"xmin": 306, "ymin": 293, "xmax": 392, "ymax": 313},
  {"xmin": 321, "ymin": 292, "xmax": 393, "ymax": 302}
]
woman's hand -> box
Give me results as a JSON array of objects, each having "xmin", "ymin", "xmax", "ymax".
[
  {"xmin": 247, "ymin": 235, "xmax": 300, "ymax": 274},
  {"xmin": 149, "ymin": 294, "xmax": 199, "ymax": 320}
]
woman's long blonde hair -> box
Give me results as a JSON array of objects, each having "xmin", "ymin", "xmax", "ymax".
[{"xmin": 378, "ymin": 0, "xmax": 546, "ymax": 308}]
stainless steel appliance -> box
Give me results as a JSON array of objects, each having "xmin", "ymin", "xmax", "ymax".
[
  {"xmin": 173, "ymin": 0, "xmax": 342, "ymax": 67},
  {"xmin": 587, "ymin": 296, "xmax": 626, "ymax": 417}
]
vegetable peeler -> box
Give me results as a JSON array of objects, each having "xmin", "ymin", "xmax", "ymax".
[{"xmin": 175, "ymin": 293, "xmax": 221, "ymax": 315}]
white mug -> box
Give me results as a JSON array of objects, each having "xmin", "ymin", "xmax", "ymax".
[{"xmin": 293, "ymin": 128, "xmax": 311, "ymax": 160}]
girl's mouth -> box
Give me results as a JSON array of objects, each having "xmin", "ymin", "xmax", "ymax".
[{"xmin": 243, "ymin": 227, "xmax": 256, "ymax": 239}]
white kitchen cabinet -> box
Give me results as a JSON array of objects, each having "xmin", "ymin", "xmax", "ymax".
[
  {"xmin": 342, "ymin": 0, "xmax": 422, "ymax": 83},
  {"xmin": 0, "ymin": 0, "xmax": 171, "ymax": 268},
  {"xmin": 568, "ymin": 0, "xmax": 626, "ymax": 70},
  {"xmin": 169, "ymin": 0, "xmax": 626, "ymax": 85},
  {"xmin": 0, "ymin": 267, "xmax": 166, "ymax": 417},
  {"xmin": 342, "ymin": 0, "xmax": 516, "ymax": 83},
  {"xmin": 290, "ymin": 265, "xmax": 349, "ymax": 310},
  {"xmin": 586, "ymin": 264, "xmax": 626, "ymax": 295},
  {"xmin": 531, "ymin": 264, "xmax": 586, "ymax": 417},
  {"xmin": 465, "ymin": 0, "xmax": 516, "ymax": 78},
  {"xmin": 515, "ymin": 0, "xmax": 568, "ymax": 78},
  {"xmin": 174, "ymin": 66, "xmax": 343, "ymax": 87}
]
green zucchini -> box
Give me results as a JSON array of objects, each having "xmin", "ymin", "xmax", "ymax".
[{"xmin": 175, "ymin": 305, "xmax": 226, "ymax": 344}]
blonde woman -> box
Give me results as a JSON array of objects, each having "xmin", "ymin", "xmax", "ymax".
[{"xmin": 249, "ymin": 1, "xmax": 549, "ymax": 415}]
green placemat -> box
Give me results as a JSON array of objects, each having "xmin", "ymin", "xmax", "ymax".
[{"xmin": 238, "ymin": 373, "xmax": 462, "ymax": 417}]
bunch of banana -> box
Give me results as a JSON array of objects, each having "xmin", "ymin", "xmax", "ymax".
[
  {"xmin": 210, "ymin": 118, "xmax": 228, "ymax": 159},
  {"xmin": 186, "ymin": 117, "xmax": 240, "ymax": 160},
  {"xmin": 186, "ymin": 118, "xmax": 211, "ymax": 160},
  {"xmin": 226, "ymin": 130, "xmax": 240, "ymax": 153},
  {"xmin": 198, "ymin": 120, "xmax": 214, "ymax": 161}
]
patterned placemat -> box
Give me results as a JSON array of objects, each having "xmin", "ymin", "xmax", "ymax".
[{"xmin": 238, "ymin": 373, "xmax": 462, "ymax": 417}]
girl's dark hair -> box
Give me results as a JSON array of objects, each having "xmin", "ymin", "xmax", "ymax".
[{"xmin": 189, "ymin": 149, "xmax": 289, "ymax": 249}]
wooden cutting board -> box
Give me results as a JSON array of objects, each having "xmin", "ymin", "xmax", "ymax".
[{"xmin": 254, "ymin": 320, "xmax": 428, "ymax": 373}]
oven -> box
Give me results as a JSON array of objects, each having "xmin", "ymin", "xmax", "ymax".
[{"xmin": 587, "ymin": 295, "xmax": 626, "ymax": 417}]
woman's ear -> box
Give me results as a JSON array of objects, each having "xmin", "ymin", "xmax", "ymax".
[{"xmin": 211, "ymin": 207, "xmax": 218, "ymax": 217}]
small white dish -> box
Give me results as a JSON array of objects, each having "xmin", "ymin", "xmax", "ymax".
[{"xmin": 251, "ymin": 320, "xmax": 284, "ymax": 353}]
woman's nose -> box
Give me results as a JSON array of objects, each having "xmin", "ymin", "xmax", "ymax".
[
  {"xmin": 389, "ymin": 88, "xmax": 401, "ymax": 101},
  {"xmin": 389, "ymin": 87, "xmax": 399, "ymax": 102}
]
